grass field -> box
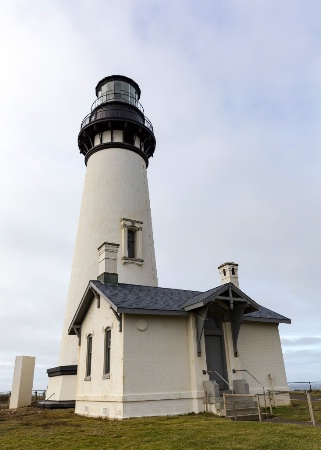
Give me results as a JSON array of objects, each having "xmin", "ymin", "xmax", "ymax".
[
  {"xmin": 0, "ymin": 407, "xmax": 321, "ymax": 450},
  {"xmin": 273, "ymin": 399, "xmax": 321, "ymax": 422}
]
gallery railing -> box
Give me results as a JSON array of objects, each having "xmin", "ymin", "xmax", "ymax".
[
  {"xmin": 91, "ymin": 90, "xmax": 144, "ymax": 114},
  {"xmin": 80, "ymin": 106, "xmax": 154, "ymax": 133}
]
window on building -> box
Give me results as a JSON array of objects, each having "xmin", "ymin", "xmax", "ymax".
[
  {"xmin": 104, "ymin": 328, "xmax": 111, "ymax": 376},
  {"xmin": 127, "ymin": 229, "xmax": 136, "ymax": 258},
  {"xmin": 86, "ymin": 334, "xmax": 92, "ymax": 378},
  {"xmin": 120, "ymin": 218, "xmax": 143, "ymax": 265},
  {"xmin": 223, "ymin": 269, "xmax": 226, "ymax": 276},
  {"xmin": 232, "ymin": 268, "xmax": 235, "ymax": 275}
]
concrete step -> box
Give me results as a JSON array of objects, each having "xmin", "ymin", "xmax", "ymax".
[{"xmin": 220, "ymin": 389, "xmax": 232, "ymax": 395}]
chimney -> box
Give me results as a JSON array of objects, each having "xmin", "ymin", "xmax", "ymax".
[
  {"xmin": 97, "ymin": 242, "xmax": 119, "ymax": 285},
  {"xmin": 218, "ymin": 262, "xmax": 239, "ymax": 288}
]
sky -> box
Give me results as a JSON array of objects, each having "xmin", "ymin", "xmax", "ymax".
[{"xmin": 0, "ymin": 0, "xmax": 320, "ymax": 392}]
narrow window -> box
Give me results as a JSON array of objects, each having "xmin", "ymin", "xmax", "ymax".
[
  {"xmin": 128, "ymin": 229, "xmax": 136, "ymax": 258},
  {"xmin": 86, "ymin": 334, "xmax": 92, "ymax": 378},
  {"xmin": 104, "ymin": 328, "xmax": 111, "ymax": 376},
  {"xmin": 232, "ymin": 268, "xmax": 235, "ymax": 275},
  {"xmin": 223, "ymin": 269, "xmax": 226, "ymax": 276}
]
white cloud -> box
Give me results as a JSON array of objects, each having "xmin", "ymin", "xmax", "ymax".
[{"xmin": 0, "ymin": 0, "xmax": 320, "ymax": 390}]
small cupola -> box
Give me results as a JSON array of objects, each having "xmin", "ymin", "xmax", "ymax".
[
  {"xmin": 97, "ymin": 242, "xmax": 119, "ymax": 285},
  {"xmin": 218, "ymin": 262, "xmax": 239, "ymax": 288}
]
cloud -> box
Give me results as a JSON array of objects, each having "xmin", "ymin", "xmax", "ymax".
[{"xmin": 0, "ymin": 0, "xmax": 321, "ymax": 390}]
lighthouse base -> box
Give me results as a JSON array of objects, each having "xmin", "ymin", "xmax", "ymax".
[{"xmin": 45, "ymin": 366, "xmax": 77, "ymax": 403}]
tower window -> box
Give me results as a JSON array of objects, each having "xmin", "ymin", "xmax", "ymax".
[
  {"xmin": 121, "ymin": 218, "xmax": 144, "ymax": 265},
  {"xmin": 223, "ymin": 269, "xmax": 226, "ymax": 276},
  {"xmin": 103, "ymin": 328, "xmax": 111, "ymax": 377},
  {"xmin": 85, "ymin": 335, "xmax": 92, "ymax": 379},
  {"xmin": 128, "ymin": 229, "xmax": 136, "ymax": 258},
  {"xmin": 232, "ymin": 268, "xmax": 235, "ymax": 275}
]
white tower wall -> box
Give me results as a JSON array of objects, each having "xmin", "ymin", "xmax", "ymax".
[
  {"xmin": 47, "ymin": 75, "xmax": 158, "ymax": 403},
  {"xmin": 59, "ymin": 147, "xmax": 157, "ymax": 367}
]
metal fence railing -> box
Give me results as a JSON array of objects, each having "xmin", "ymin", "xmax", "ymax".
[
  {"xmin": 0, "ymin": 391, "xmax": 11, "ymax": 407},
  {"xmin": 0, "ymin": 390, "xmax": 47, "ymax": 408},
  {"xmin": 288, "ymin": 381, "xmax": 321, "ymax": 392}
]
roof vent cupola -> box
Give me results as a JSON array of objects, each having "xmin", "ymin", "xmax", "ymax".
[{"xmin": 218, "ymin": 262, "xmax": 239, "ymax": 288}]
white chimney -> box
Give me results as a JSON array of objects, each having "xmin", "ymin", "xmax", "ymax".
[
  {"xmin": 218, "ymin": 262, "xmax": 239, "ymax": 288},
  {"xmin": 97, "ymin": 242, "xmax": 119, "ymax": 285}
]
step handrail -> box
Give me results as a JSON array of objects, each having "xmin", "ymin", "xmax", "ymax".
[
  {"xmin": 42, "ymin": 392, "xmax": 55, "ymax": 408},
  {"xmin": 214, "ymin": 371, "xmax": 234, "ymax": 393},
  {"xmin": 204, "ymin": 370, "xmax": 234, "ymax": 393},
  {"xmin": 233, "ymin": 369, "xmax": 268, "ymax": 418}
]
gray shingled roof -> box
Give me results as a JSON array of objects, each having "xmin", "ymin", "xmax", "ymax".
[
  {"xmin": 91, "ymin": 280, "xmax": 200, "ymax": 311},
  {"xmin": 182, "ymin": 286, "xmax": 223, "ymax": 308},
  {"xmin": 244, "ymin": 306, "xmax": 290, "ymax": 323},
  {"xmin": 91, "ymin": 280, "xmax": 290, "ymax": 322},
  {"xmin": 69, "ymin": 280, "xmax": 291, "ymax": 334}
]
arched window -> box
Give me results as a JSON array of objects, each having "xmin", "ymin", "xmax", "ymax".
[
  {"xmin": 104, "ymin": 328, "xmax": 111, "ymax": 377},
  {"xmin": 86, "ymin": 334, "xmax": 92, "ymax": 378}
]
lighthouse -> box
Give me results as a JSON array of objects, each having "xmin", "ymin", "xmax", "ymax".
[{"xmin": 46, "ymin": 76, "xmax": 158, "ymax": 403}]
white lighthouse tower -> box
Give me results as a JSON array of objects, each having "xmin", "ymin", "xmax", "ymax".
[{"xmin": 46, "ymin": 76, "xmax": 158, "ymax": 403}]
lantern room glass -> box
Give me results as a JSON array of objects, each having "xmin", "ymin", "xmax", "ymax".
[{"xmin": 96, "ymin": 80, "xmax": 138, "ymax": 108}]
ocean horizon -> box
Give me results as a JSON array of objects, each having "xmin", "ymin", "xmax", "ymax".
[{"xmin": 288, "ymin": 382, "xmax": 321, "ymax": 391}]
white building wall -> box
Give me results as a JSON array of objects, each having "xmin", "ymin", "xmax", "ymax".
[
  {"xmin": 75, "ymin": 310, "xmax": 209, "ymax": 419},
  {"xmin": 122, "ymin": 314, "xmax": 193, "ymax": 418},
  {"xmin": 186, "ymin": 314, "xmax": 209, "ymax": 413},
  {"xmin": 238, "ymin": 321, "xmax": 290, "ymax": 404},
  {"xmin": 75, "ymin": 298, "xmax": 124, "ymax": 418}
]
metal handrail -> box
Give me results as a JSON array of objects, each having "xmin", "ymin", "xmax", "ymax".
[
  {"xmin": 42, "ymin": 392, "xmax": 55, "ymax": 407},
  {"xmin": 213, "ymin": 371, "xmax": 234, "ymax": 393},
  {"xmin": 233, "ymin": 369, "xmax": 268, "ymax": 418},
  {"xmin": 233, "ymin": 369, "xmax": 264, "ymax": 390},
  {"xmin": 80, "ymin": 106, "xmax": 154, "ymax": 133},
  {"xmin": 91, "ymin": 90, "xmax": 144, "ymax": 114}
]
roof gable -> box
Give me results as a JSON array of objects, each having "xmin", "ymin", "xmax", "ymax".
[{"xmin": 183, "ymin": 283, "xmax": 260, "ymax": 314}]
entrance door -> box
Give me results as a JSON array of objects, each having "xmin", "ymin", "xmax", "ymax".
[{"xmin": 204, "ymin": 318, "xmax": 228, "ymax": 390}]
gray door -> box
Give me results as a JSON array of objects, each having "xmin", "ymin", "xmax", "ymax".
[{"xmin": 204, "ymin": 319, "xmax": 228, "ymax": 390}]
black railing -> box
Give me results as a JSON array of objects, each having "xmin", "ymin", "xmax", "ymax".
[
  {"xmin": 32, "ymin": 390, "xmax": 46, "ymax": 402},
  {"xmin": 80, "ymin": 106, "xmax": 154, "ymax": 133},
  {"xmin": 91, "ymin": 90, "xmax": 144, "ymax": 114}
]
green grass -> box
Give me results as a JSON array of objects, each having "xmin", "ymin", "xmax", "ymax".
[
  {"xmin": 273, "ymin": 399, "xmax": 321, "ymax": 422},
  {"xmin": 0, "ymin": 407, "xmax": 321, "ymax": 450}
]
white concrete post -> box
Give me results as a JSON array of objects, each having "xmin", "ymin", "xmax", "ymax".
[{"xmin": 9, "ymin": 356, "xmax": 35, "ymax": 409}]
